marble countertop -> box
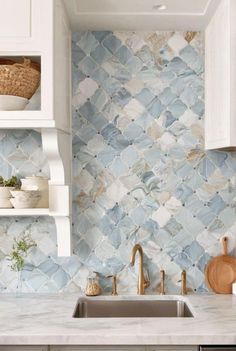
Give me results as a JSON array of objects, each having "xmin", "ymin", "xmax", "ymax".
[{"xmin": 0, "ymin": 293, "xmax": 236, "ymax": 345}]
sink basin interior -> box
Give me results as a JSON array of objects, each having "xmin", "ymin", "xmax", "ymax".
[{"xmin": 73, "ymin": 298, "xmax": 194, "ymax": 318}]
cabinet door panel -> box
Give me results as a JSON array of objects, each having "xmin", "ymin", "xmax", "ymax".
[
  {"xmin": 50, "ymin": 347, "xmax": 145, "ymax": 351},
  {"xmin": 0, "ymin": 0, "xmax": 31, "ymax": 38},
  {"xmin": 205, "ymin": 0, "xmax": 230, "ymax": 149},
  {"xmin": 148, "ymin": 347, "xmax": 198, "ymax": 351},
  {"xmin": 204, "ymin": 0, "xmax": 236, "ymax": 149},
  {"xmin": 0, "ymin": 347, "xmax": 48, "ymax": 351},
  {"xmin": 0, "ymin": 0, "xmax": 52, "ymax": 52}
]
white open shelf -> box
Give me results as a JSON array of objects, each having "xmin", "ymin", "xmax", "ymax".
[
  {"xmin": 0, "ymin": 208, "xmax": 50, "ymax": 216},
  {"xmin": 0, "ymin": 0, "xmax": 72, "ymax": 257},
  {"xmin": 0, "ymin": 208, "xmax": 70, "ymax": 217},
  {"xmin": 0, "ymin": 206, "xmax": 71, "ymax": 256},
  {"xmin": 0, "ymin": 117, "xmax": 56, "ymax": 129}
]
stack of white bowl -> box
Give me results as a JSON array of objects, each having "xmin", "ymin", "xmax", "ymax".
[
  {"xmin": 0, "ymin": 175, "xmax": 48, "ymax": 209},
  {"xmin": 10, "ymin": 190, "xmax": 41, "ymax": 209}
]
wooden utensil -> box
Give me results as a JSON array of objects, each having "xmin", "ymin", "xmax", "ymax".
[{"xmin": 205, "ymin": 236, "xmax": 236, "ymax": 294}]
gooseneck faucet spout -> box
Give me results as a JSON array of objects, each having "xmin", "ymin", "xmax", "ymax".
[
  {"xmin": 130, "ymin": 244, "xmax": 150, "ymax": 295},
  {"xmin": 181, "ymin": 270, "xmax": 187, "ymax": 295}
]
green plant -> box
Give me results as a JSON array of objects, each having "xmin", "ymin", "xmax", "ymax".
[
  {"xmin": 0, "ymin": 175, "xmax": 20, "ymax": 188},
  {"xmin": 9, "ymin": 234, "xmax": 37, "ymax": 272}
]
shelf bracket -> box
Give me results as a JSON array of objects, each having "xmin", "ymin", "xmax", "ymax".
[{"xmin": 41, "ymin": 128, "xmax": 72, "ymax": 256}]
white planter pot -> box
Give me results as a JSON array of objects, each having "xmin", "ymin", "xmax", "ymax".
[{"xmin": 0, "ymin": 187, "xmax": 15, "ymax": 208}]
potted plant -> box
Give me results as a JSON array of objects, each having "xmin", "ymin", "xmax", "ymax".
[
  {"xmin": 0, "ymin": 176, "xmax": 20, "ymax": 208},
  {"xmin": 9, "ymin": 233, "xmax": 36, "ymax": 295}
]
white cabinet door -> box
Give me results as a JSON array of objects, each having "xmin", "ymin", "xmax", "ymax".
[
  {"xmin": 205, "ymin": 0, "xmax": 236, "ymax": 150},
  {"xmin": 50, "ymin": 347, "xmax": 145, "ymax": 351},
  {"xmin": 0, "ymin": 0, "xmax": 52, "ymax": 51},
  {"xmin": 50, "ymin": 347, "xmax": 198, "ymax": 351},
  {"xmin": 0, "ymin": 0, "xmax": 31, "ymax": 38},
  {"xmin": 0, "ymin": 347, "xmax": 48, "ymax": 351},
  {"xmin": 148, "ymin": 346, "xmax": 198, "ymax": 351}
]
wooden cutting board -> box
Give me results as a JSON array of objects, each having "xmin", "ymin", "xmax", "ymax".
[{"xmin": 205, "ymin": 236, "xmax": 236, "ymax": 294}]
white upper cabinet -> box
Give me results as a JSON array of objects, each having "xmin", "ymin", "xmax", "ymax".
[
  {"xmin": 205, "ymin": 0, "xmax": 236, "ymax": 150},
  {"xmin": 0, "ymin": 0, "xmax": 71, "ymax": 134}
]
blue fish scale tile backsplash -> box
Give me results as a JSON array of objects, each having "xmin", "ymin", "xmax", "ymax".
[{"xmin": 0, "ymin": 31, "xmax": 236, "ymax": 293}]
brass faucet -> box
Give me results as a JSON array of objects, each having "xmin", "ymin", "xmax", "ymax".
[
  {"xmin": 181, "ymin": 270, "xmax": 187, "ymax": 295},
  {"xmin": 130, "ymin": 244, "xmax": 150, "ymax": 295},
  {"xmin": 160, "ymin": 269, "xmax": 165, "ymax": 295},
  {"xmin": 107, "ymin": 275, "xmax": 118, "ymax": 296},
  {"xmin": 111, "ymin": 275, "xmax": 118, "ymax": 296}
]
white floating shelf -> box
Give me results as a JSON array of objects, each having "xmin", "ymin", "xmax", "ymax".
[
  {"xmin": 0, "ymin": 208, "xmax": 70, "ymax": 218},
  {"xmin": 0, "ymin": 208, "xmax": 50, "ymax": 216},
  {"xmin": 0, "ymin": 111, "xmax": 56, "ymax": 129},
  {"xmin": 0, "ymin": 119, "xmax": 56, "ymax": 129}
]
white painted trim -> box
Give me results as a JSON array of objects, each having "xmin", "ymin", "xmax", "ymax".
[
  {"xmin": 55, "ymin": 216, "xmax": 72, "ymax": 256},
  {"xmin": 72, "ymin": 12, "xmax": 206, "ymax": 16},
  {"xmin": 64, "ymin": 0, "xmax": 221, "ymax": 30},
  {"xmin": 0, "ymin": 208, "xmax": 49, "ymax": 216}
]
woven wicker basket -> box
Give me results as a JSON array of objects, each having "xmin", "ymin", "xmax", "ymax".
[{"xmin": 0, "ymin": 58, "xmax": 40, "ymax": 99}]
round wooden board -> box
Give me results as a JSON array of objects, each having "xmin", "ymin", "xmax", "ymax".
[{"xmin": 205, "ymin": 255, "xmax": 236, "ymax": 294}]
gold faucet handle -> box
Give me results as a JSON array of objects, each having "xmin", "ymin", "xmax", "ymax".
[
  {"xmin": 180, "ymin": 270, "xmax": 187, "ymax": 295},
  {"xmin": 144, "ymin": 269, "xmax": 150, "ymax": 289},
  {"xmin": 160, "ymin": 269, "xmax": 165, "ymax": 278}
]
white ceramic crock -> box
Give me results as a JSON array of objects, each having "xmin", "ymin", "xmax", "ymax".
[
  {"xmin": 20, "ymin": 176, "xmax": 49, "ymax": 208},
  {"xmin": 0, "ymin": 186, "xmax": 15, "ymax": 208}
]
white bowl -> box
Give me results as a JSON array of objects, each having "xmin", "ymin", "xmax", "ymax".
[
  {"xmin": 10, "ymin": 189, "xmax": 41, "ymax": 198},
  {"xmin": 10, "ymin": 189, "xmax": 40, "ymax": 199},
  {"xmin": 0, "ymin": 95, "xmax": 29, "ymax": 110},
  {"xmin": 10, "ymin": 197, "xmax": 40, "ymax": 209},
  {"xmin": 21, "ymin": 176, "xmax": 49, "ymax": 208},
  {"xmin": 10, "ymin": 190, "xmax": 41, "ymax": 208},
  {"xmin": 0, "ymin": 198, "xmax": 13, "ymax": 208}
]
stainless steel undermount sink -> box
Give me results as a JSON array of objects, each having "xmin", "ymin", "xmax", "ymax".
[{"xmin": 73, "ymin": 298, "xmax": 194, "ymax": 318}]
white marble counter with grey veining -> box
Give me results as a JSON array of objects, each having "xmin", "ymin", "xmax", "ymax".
[{"xmin": 0, "ymin": 293, "xmax": 236, "ymax": 345}]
